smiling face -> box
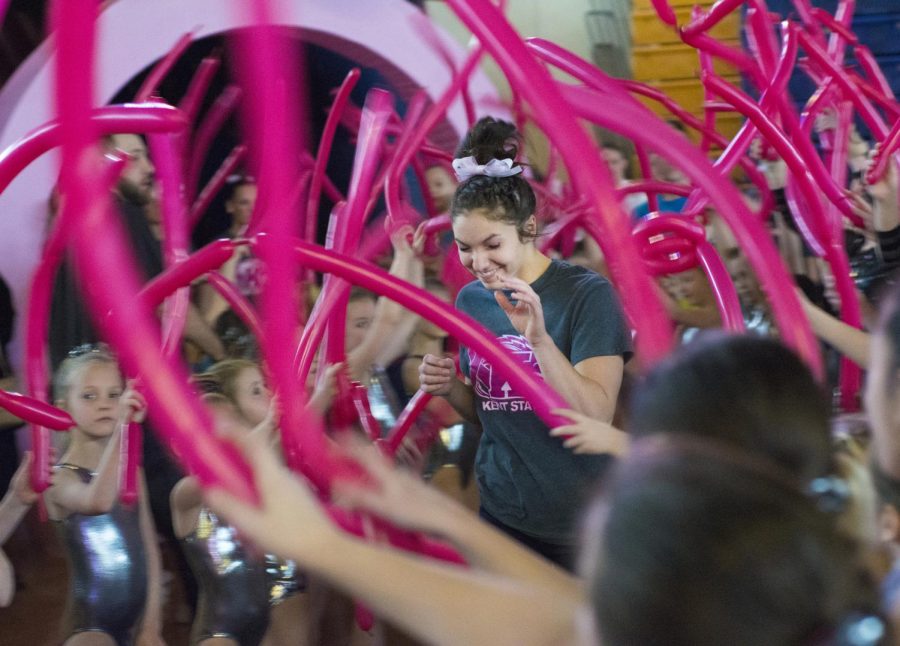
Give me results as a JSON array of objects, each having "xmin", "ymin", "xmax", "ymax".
[
  {"xmin": 452, "ymin": 209, "xmax": 534, "ymax": 289},
  {"xmin": 232, "ymin": 366, "xmax": 271, "ymax": 426},
  {"xmin": 64, "ymin": 361, "xmax": 124, "ymax": 438}
]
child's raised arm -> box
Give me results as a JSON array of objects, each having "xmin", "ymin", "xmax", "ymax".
[
  {"xmin": 347, "ymin": 224, "xmax": 425, "ymax": 380},
  {"xmin": 205, "ymin": 431, "xmax": 583, "ymax": 646},
  {"xmin": 0, "ymin": 452, "xmax": 39, "ymax": 544},
  {"xmin": 332, "ymin": 441, "xmax": 582, "ymax": 599}
]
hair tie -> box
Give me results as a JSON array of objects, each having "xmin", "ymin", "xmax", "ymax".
[{"xmin": 452, "ymin": 156, "xmax": 523, "ymax": 182}]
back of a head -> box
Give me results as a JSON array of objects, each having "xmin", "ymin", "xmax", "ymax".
[
  {"xmin": 586, "ymin": 437, "xmax": 885, "ymax": 646},
  {"xmin": 628, "ymin": 333, "xmax": 832, "ymax": 480},
  {"xmin": 451, "ymin": 116, "xmax": 536, "ymax": 233}
]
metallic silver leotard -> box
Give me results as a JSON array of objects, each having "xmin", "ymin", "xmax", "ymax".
[
  {"xmin": 265, "ymin": 553, "xmax": 305, "ymax": 605},
  {"xmin": 54, "ymin": 463, "xmax": 147, "ymax": 646},
  {"xmin": 181, "ymin": 507, "xmax": 270, "ymax": 645}
]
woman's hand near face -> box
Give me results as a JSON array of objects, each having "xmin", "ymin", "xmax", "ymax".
[{"xmin": 495, "ymin": 277, "xmax": 549, "ymax": 347}]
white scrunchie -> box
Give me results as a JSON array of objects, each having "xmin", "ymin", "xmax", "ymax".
[{"xmin": 452, "ymin": 156, "xmax": 523, "ymax": 182}]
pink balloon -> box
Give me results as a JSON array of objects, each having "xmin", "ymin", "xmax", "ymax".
[
  {"xmin": 205, "ymin": 270, "xmax": 265, "ymax": 342},
  {"xmin": 138, "ymin": 238, "xmax": 236, "ymax": 310},
  {"xmin": 702, "ymin": 73, "xmax": 833, "ymax": 253},
  {"xmin": 119, "ymin": 420, "xmax": 142, "ymax": 506},
  {"xmin": 0, "ymin": 390, "xmax": 73, "ymax": 431},
  {"xmin": 0, "ymin": 103, "xmax": 186, "ymax": 199},
  {"xmin": 190, "ymin": 144, "xmax": 248, "ymax": 228},
  {"xmin": 680, "ymin": 29, "xmax": 765, "ymax": 88},
  {"xmin": 229, "ymin": 4, "xmax": 319, "ymax": 484},
  {"xmin": 797, "ymin": 29, "xmax": 888, "ymax": 140},
  {"xmin": 327, "ymin": 506, "xmax": 464, "ymax": 565},
  {"xmin": 148, "ymin": 130, "xmax": 191, "ymax": 357},
  {"xmin": 617, "ymin": 80, "xmax": 774, "ymax": 218},
  {"xmin": 382, "ymin": 45, "xmax": 485, "ymax": 228},
  {"xmin": 385, "ymin": 93, "xmax": 429, "ymax": 225},
  {"xmin": 695, "ymin": 241, "xmax": 745, "ymax": 332},
  {"xmin": 743, "ymin": 2, "xmax": 780, "ymax": 77},
  {"xmin": 179, "ymin": 56, "xmax": 222, "ymax": 126},
  {"xmin": 351, "ymin": 381, "xmax": 382, "ymax": 443},
  {"xmin": 679, "ymin": 0, "xmax": 743, "ymax": 37},
  {"xmin": 135, "ymin": 32, "xmax": 195, "ymax": 103},
  {"xmin": 323, "ymin": 89, "xmax": 393, "ymax": 366},
  {"xmin": 307, "ymin": 68, "xmax": 361, "ymax": 245},
  {"xmin": 382, "ymin": 389, "xmax": 433, "ymax": 456},
  {"xmin": 187, "ymin": 85, "xmax": 242, "ymax": 201},
  {"xmin": 649, "ymin": 0, "xmax": 678, "ymax": 27},
  {"xmin": 868, "ymin": 117, "xmax": 900, "ymax": 184},
  {"xmin": 854, "ymin": 44, "xmax": 898, "ymax": 104}
]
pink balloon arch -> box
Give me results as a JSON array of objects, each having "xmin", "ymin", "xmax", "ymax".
[{"xmin": 0, "ymin": 0, "xmax": 891, "ymax": 569}]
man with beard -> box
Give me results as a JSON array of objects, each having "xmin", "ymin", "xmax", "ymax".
[{"xmin": 49, "ymin": 133, "xmax": 224, "ymax": 366}]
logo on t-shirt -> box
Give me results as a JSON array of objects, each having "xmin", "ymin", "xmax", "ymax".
[{"xmin": 468, "ymin": 334, "xmax": 541, "ymax": 412}]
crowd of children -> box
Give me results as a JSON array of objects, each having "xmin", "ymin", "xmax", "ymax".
[{"xmin": 2, "ymin": 106, "xmax": 900, "ymax": 646}]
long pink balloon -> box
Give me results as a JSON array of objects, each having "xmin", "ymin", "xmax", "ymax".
[
  {"xmin": 702, "ymin": 74, "xmax": 833, "ymax": 254},
  {"xmin": 135, "ymin": 32, "xmax": 194, "ymax": 102},
  {"xmin": 187, "ymin": 85, "xmax": 242, "ymax": 201},
  {"xmin": 148, "ymin": 131, "xmax": 191, "ymax": 358},
  {"xmin": 189, "ymin": 144, "xmax": 248, "ymax": 228},
  {"xmin": 139, "ymin": 238, "xmax": 236, "ymax": 310},
  {"xmin": 179, "ymin": 56, "xmax": 221, "ymax": 126},
  {"xmin": 523, "ymin": 34, "xmax": 812, "ymax": 363},
  {"xmin": 679, "ymin": 0, "xmax": 744, "ymax": 38},
  {"xmin": 383, "ymin": 390, "xmax": 434, "ymax": 456},
  {"xmin": 0, "ymin": 390, "xmax": 73, "ymax": 431},
  {"xmin": 307, "ymin": 68, "xmax": 361, "ymax": 242},
  {"xmin": 230, "ymin": 2, "xmax": 319, "ymax": 483},
  {"xmin": 324, "ymin": 89, "xmax": 393, "ymax": 366},
  {"xmin": 119, "ymin": 420, "xmax": 142, "ymax": 506},
  {"xmin": 24, "ymin": 153, "xmax": 124, "ymax": 492},
  {"xmin": 205, "ymin": 270, "xmax": 265, "ymax": 344},
  {"xmin": 633, "ymin": 215, "xmax": 744, "ymax": 332},
  {"xmin": 0, "ymin": 104, "xmax": 186, "ymax": 199}
]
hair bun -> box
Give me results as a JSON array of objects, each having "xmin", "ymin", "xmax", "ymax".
[{"xmin": 456, "ymin": 116, "xmax": 520, "ymax": 166}]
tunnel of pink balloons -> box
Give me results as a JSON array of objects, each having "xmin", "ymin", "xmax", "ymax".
[{"xmin": 0, "ymin": 0, "xmax": 895, "ymax": 563}]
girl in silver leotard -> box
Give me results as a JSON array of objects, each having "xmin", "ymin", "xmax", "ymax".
[
  {"xmin": 172, "ymin": 393, "xmax": 272, "ymax": 645},
  {"xmin": 181, "ymin": 507, "xmax": 270, "ymax": 645},
  {"xmin": 46, "ymin": 348, "xmax": 162, "ymax": 646},
  {"xmin": 55, "ymin": 464, "xmax": 147, "ymax": 645}
]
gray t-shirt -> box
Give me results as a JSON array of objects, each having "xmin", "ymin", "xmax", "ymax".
[{"xmin": 459, "ymin": 260, "xmax": 633, "ymax": 543}]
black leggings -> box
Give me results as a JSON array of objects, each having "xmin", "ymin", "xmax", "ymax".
[{"xmin": 479, "ymin": 508, "xmax": 577, "ymax": 572}]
